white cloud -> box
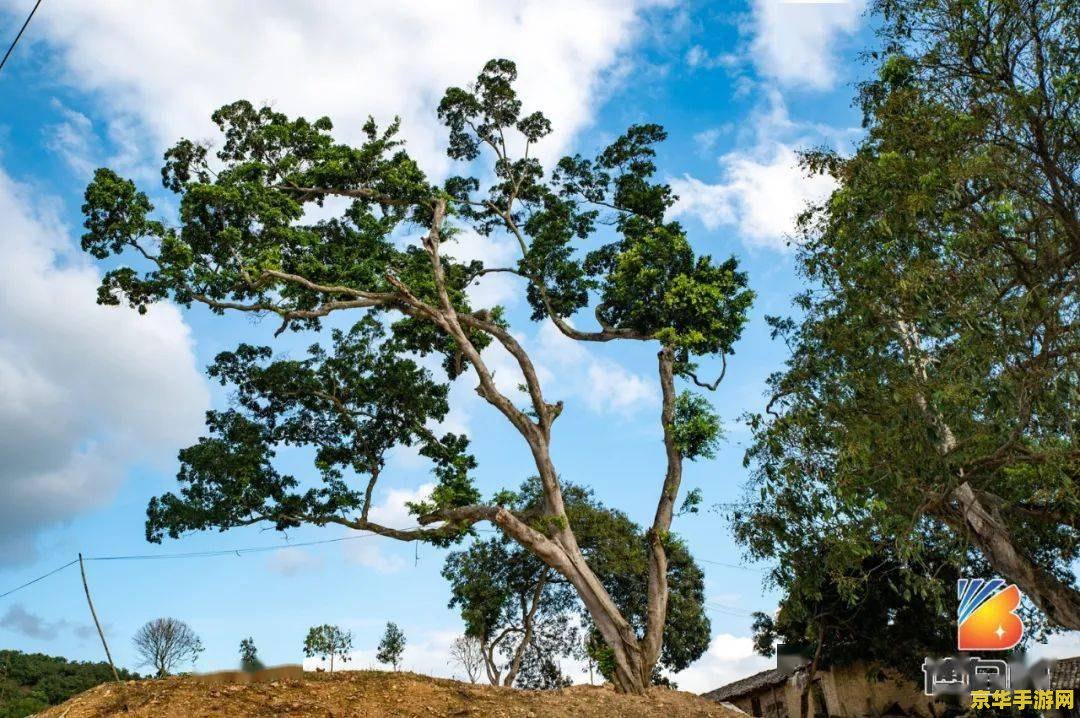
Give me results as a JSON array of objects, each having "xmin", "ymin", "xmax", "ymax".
[
  {"xmin": 670, "ymin": 91, "xmax": 855, "ymax": 251},
  {"xmin": 750, "ymin": 0, "xmax": 866, "ymax": 90},
  {"xmin": 42, "ymin": 100, "xmax": 153, "ymax": 181},
  {"xmin": 341, "ymin": 483, "xmax": 435, "ymax": 573},
  {"xmin": 265, "ymin": 547, "xmax": 325, "ymax": 576},
  {"xmin": 686, "ymin": 45, "xmax": 738, "ymax": 71},
  {"xmin": 302, "ymin": 627, "xmax": 463, "ymax": 676},
  {"xmin": 535, "ymin": 321, "xmax": 657, "ymax": 417},
  {"xmin": 0, "ymin": 167, "xmax": 208, "ymax": 564},
  {"xmin": 670, "ymin": 147, "xmax": 835, "ymax": 250},
  {"xmin": 1027, "ymin": 631, "xmax": 1080, "ymax": 662},
  {"xmin": 585, "ymin": 361, "xmax": 656, "ymax": 415},
  {"xmin": 12, "ymin": 0, "xmax": 664, "ymax": 174},
  {"xmin": 343, "ymin": 542, "xmax": 408, "ymax": 574},
  {"xmin": 367, "ymin": 483, "xmax": 435, "ymax": 529},
  {"xmin": 442, "ymin": 230, "xmax": 523, "ymax": 310},
  {"xmin": 674, "ymin": 632, "xmax": 774, "ymax": 694},
  {"xmin": 302, "ymin": 625, "xmax": 595, "ymax": 684},
  {"xmin": 43, "ymin": 100, "xmax": 96, "ymax": 176}
]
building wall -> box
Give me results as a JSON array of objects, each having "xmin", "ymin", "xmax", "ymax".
[
  {"xmin": 822, "ymin": 665, "xmax": 942, "ymax": 718},
  {"xmin": 734, "ymin": 664, "xmax": 945, "ymax": 718}
]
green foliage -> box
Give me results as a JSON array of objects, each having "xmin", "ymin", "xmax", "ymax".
[
  {"xmin": 541, "ymin": 481, "xmax": 711, "ymax": 675},
  {"xmin": 144, "ymin": 316, "xmax": 479, "ymax": 545},
  {"xmin": 0, "ymin": 650, "xmax": 137, "ymax": 718},
  {"xmin": 671, "ymin": 392, "xmax": 722, "ymax": 460},
  {"xmin": 239, "ymin": 638, "xmax": 263, "ymax": 673},
  {"xmin": 303, "ymin": 624, "xmax": 353, "ymax": 671},
  {"xmin": 515, "ymin": 651, "xmax": 574, "ymax": 690},
  {"xmin": 748, "ymin": 539, "xmax": 964, "ymax": 681},
  {"xmin": 735, "ymin": 0, "xmax": 1079, "ymax": 638},
  {"xmin": 78, "ymin": 57, "xmax": 753, "ymax": 553},
  {"xmin": 376, "ymin": 622, "xmax": 406, "ymax": 670},
  {"xmin": 677, "ymin": 488, "xmax": 703, "ymax": 516}
]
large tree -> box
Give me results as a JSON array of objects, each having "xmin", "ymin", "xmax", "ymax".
[
  {"xmin": 81, "ymin": 59, "xmax": 751, "ymax": 693},
  {"xmin": 737, "ymin": 0, "xmax": 1078, "ymax": 633}
]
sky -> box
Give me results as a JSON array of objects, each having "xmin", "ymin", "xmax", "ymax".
[{"xmin": 0, "ymin": 0, "xmax": 940, "ymax": 694}]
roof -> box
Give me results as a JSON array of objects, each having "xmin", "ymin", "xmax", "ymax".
[
  {"xmin": 702, "ymin": 667, "xmax": 795, "ymax": 702},
  {"xmin": 1051, "ymin": 657, "xmax": 1080, "ymax": 690}
]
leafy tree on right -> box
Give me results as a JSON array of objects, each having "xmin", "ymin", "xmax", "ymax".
[{"xmin": 734, "ymin": 0, "xmax": 1080, "ymax": 648}]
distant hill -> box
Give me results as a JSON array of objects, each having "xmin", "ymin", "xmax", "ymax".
[
  {"xmin": 38, "ymin": 669, "xmax": 739, "ymax": 717},
  {"xmin": 0, "ymin": 650, "xmax": 138, "ymax": 718}
]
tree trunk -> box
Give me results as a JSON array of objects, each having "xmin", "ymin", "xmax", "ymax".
[
  {"xmin": 503, "ymin": 571, "xmax": 549, "ymax": 687},
  {"xmin": 642, "ymin": 348, "xmax": 682, "ymax": 673},
  {"xmin": 417, "ymin": 227, "xmax": 664, "ymax": 695},
  {"xmin": 482, "ymin": 642, "xmax": 500, "ymax": 686},
  {"xmin": 947, "ymin": 483, "xmax": 1080, "ymax": 629},
  {"xmin": 800, "ymin": 626, "xmax": 826, "ymax": 718}
]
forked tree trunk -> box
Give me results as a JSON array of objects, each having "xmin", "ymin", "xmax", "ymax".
[{"xmin": 421, "ymin": 218, "xmax": 670, "ymax": 695}]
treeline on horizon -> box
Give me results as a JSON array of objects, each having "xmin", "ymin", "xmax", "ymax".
[{"xmin": 0, "ymin": 649, "xmax": 138, "ymax": 718}]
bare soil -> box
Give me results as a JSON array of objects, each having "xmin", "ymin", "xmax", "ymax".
[{"xmin": 36, "ymin": 670, "xmax": 739, "ymax": 718}]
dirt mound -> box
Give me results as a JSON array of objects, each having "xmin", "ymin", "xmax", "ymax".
[{"xmin": 36, "ymin": 670, "xmax": 738, "ymax": 717}]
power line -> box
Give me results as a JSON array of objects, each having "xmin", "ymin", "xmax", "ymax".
[
  {"xmin": 0, "ymin": 558, "xmax": 77, "ymax": 600},
  {"xmin": 698, "ymin": 557, "xmax": 768, "ymax": 573},
  {"xmin": 0, "ymin": 531, "xmax": 402, "ymax": 600},
  {"xmin": 706, "ymin": 601, "xmax": 756, "ymax": 618},
  {"xmin": 0, "ymin": 0, "xmax": 44, "ymax": 75},
  {"xmin": 82, "ymin": 530, "xmax": 394, "ymax": 562},
  {"xmin": 0, "ymin": 526, "xmax": 766, "ymax": 602}
]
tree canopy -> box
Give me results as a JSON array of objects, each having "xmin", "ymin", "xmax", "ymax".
[
  {"xmin": 0, "ymin": 650, "xmax": 138, "ymax": 718},
  {"xmin": 734, "ymin": 0, "xmax": 1079, "ymax": 643},
  {"xmin": 239, "ymin": 638, "xmax": 264, "ymax": 673},
  {"xmin": 303, "ymin": 624, "xmax": 353, "ymax": 673},
  {"xmin": 82, "ymin": 58, "xmax": 750, "ymax": 693},
  {"xmin": 376, "ymin": 622, "xmax": 407, "ymax": 671}
]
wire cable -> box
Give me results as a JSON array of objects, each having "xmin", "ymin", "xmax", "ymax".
[
  {"xmin": 0, "ymin": 0, "xmax": 44, "ymax": 75},
  {"xmin": 0, "ymin": 528, "xmax": 767, "ymax": 602},
  {"xmin": 0, "ymin": 558, "xmax": 77, "ymax": 600},
  {"xmin": 698, "ymin": 557, "xmax": 768, "ymax": 573},
  {"xmin": 83, "ymin": 529, "xmax": 408, "ymax": 562}
]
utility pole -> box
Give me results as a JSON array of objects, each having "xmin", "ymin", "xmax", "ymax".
[{"xmin": 79, "ymin": 553, "xmax": 121, "ymax": 684}]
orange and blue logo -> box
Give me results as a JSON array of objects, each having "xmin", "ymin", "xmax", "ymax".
[{"xmin": 958, "ymin": 579, "xmax": 1025, "ymax": 651}]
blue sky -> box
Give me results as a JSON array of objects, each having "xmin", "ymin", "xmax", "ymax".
[{"xmin": 0, "ymin": 0, "xmax": 882, "ymax": 692}]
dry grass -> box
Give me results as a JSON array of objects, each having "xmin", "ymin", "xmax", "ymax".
[{"xmin": 36, "ymin": 669, "xmax": 739, "ymax": 718}]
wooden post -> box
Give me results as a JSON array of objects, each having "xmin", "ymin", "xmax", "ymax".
[{"xmin": 79, "ymin": 553, "xmax": 121, "ymax": 684}]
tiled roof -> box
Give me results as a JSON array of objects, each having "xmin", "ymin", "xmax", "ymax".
[
  {"xmin": 702, "ymin": 667, "xmax": 794, "ymax": 702},
  {"xmin": 1051, "ymin": 657, "xmax": 1080, "ymax": 689}
]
